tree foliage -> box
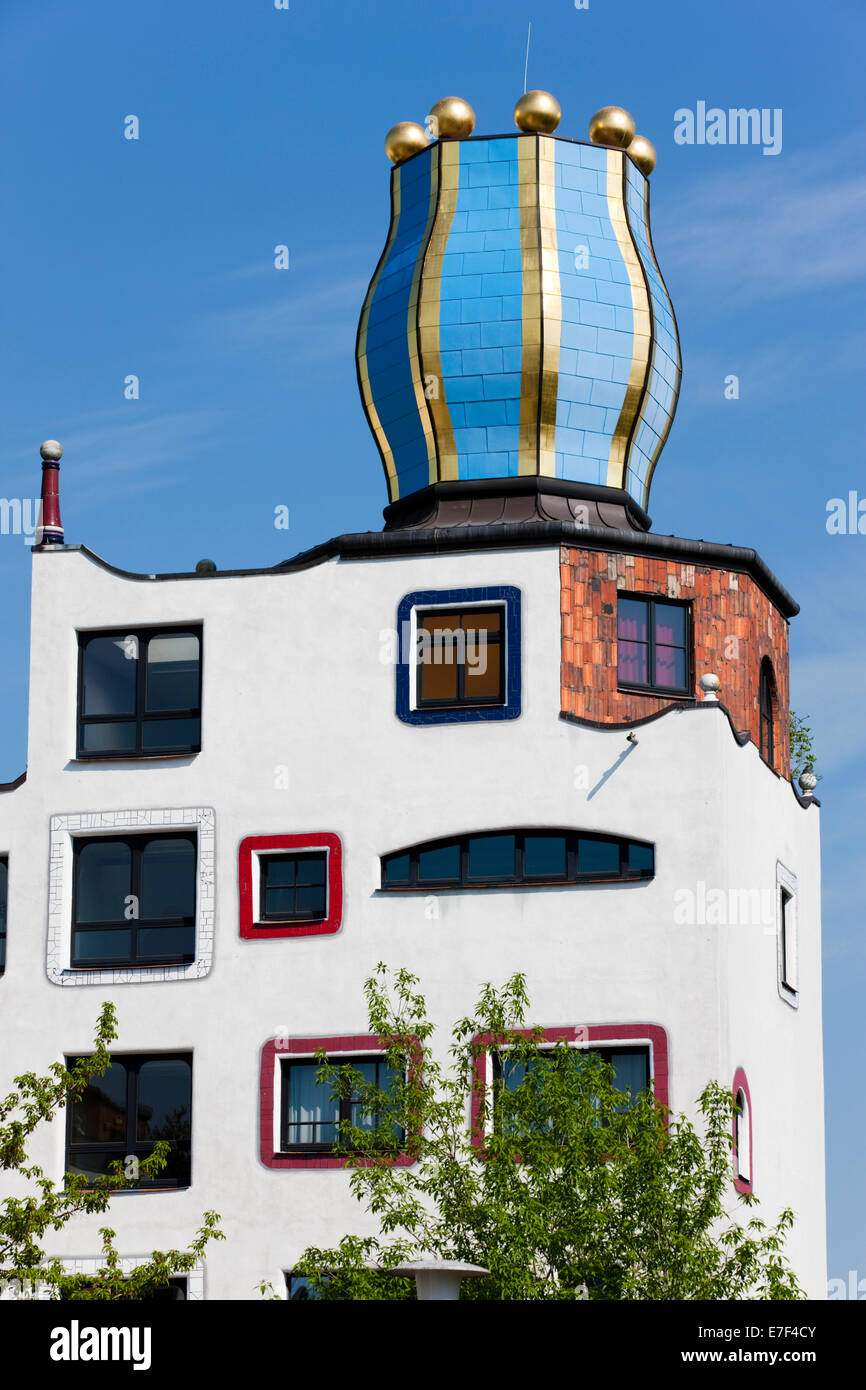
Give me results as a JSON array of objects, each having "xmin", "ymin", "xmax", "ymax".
[
  {"xmin": 0, "ymin": 1002, "xmax": 223, "ymax": 1299},
  {"xmin": 294, "ymin": 967, "xmax": 803, "ymax": 1300}
]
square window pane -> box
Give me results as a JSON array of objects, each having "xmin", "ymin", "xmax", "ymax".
[
  {"xmin": 75, "ymin": 841, "xmax": 131, "ymax": 923},
  {"xmin": 523, "ymin": 834, "xmax": 567, "ymax": 878},
  {"xmin": 70, "ymin": 1061, "xmax": 127, "ymax": 1144},
  {"xmin": 578, "ymin": 838, "xmax": 620, "ymax": 875},
  {"xmin": 654, "ymin": 645, "xmax": 687, "ymax": 690},
  {"xmin": 295, "ymin": 855, "xmax": 326, "ymax": 885},
  {"xmin": 265, "ymin": 887, "xmax": 294, "ymax": 917},
  {"xmin": 287, "ymin": 1063, "xmax": 338, "ymax": 1142},
  {"xmin": 137, "ymin": 925, "xmax": 195, "ymax": 960},
  {"xmin": 140, "ymin": 838, "xmax": 196, "ymax": 920},
  {"xmin": 73, "ymin": 928, "xmax": 133, "ymax": 962},
  {"xmin": 467, "ymin": 834, "xmax": 516, "ymax": 879},
  {"xmin": 136, "ymin": 1059, "xmax": 192, "ymax": 1142},
  {"xmin": 384, "ymin": 854, "xmax": 411, "ymax": 884},
  {"xmin": 82, "ymin": 637, "xmax": 137, "ymax": 717},
  {"xmin": 419, "ymin": 657, "xmax": 459, "ymax": 704},
  {"xmin": 609, "ymin": 1051, "xmax": 649, "ymax": 1097},
  {"xmin": 653, "ymin": 605, "xmax": 686, "ymax": 648},
  {"xmin": 617, "ymin": 641, "xmax": 648, "ymax": 686},
  {"xmin": 80, "ymin": 721, "xmax": 138, "ymax": 755},
  {"xmin": 141, "ymin": 717, "xmax": 200, "ymax": 751},
  {"xmin": 462, "ymin": 609, "xmax": 502, "ymax": 633},
  {"xmin": 295, "ymin": 884, "xmax": 326, "ymax": 917},
  {"xmin": 145, "ymin": 634, "xmax": 200, "ymax": 712},
  {"xmin": 617, "ymin": 599, "xmax": 648, "ymax": 643},
  {"xmin": 464, "ymin": 643, "xmax": 503, "ymax": 700},
  {"xmin": 417, "ymin": 843, "xmax": 460, "ymax": 882},
  {"xmin": 264, "ymin": 858, "xmax": 296, "ymax": 888},
  {"xmin": 628, "ymin": 842, "xmax": 654, "ymax": 874}
]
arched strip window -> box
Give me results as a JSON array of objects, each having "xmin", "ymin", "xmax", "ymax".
[
  {"xmin": 759, "ymin": 659, "xmax": 776, "ymax": 767},
  {"xmin": 381, "ymin": 829, "xmax": 654, "ymax": 890},
  {"xmin": 732, "ymin": 1068, "xmax": 753, "ymax": 1193}
]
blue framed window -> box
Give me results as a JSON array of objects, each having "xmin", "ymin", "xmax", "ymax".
[{"xmin": 396, "ymin": 586, "xmax": 521, "ymax": 726}]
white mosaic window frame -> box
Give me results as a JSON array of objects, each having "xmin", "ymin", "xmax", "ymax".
[
  {"xmin": 0, "ymin": 1258, "xmax": 204, "ymax": 1301},
  {"xmin": 47, "ymin": 806, "xmax": 215, "ymax": 987}
]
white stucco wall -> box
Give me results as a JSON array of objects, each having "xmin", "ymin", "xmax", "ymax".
[{"xmin": 0, "ymin": 542, "xmax": 825, "ymax": 1298}]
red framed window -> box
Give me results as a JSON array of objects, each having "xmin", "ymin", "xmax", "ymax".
[
  {"xmin": 258, "ymin": 1034, "xmax": 419, "ymax": 1170},
  {"xmin": 239, "ymin": 834, "xmax": 342, "ymax": 939},
  {"xmin": 469, "ymin": 1023, "xmax": 669, "ymax": 1145},
  {"xmin": 732, "ymin": 1067, "xmax": 753, "ymax": 1193}
]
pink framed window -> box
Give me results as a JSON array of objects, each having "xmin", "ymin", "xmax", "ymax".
[
  {"xmin": 239, "ymin": 833, "xmax": 342, "ymax": 939},
  {"xmin": 258, "ymin": 1034, "xmax": 419, "ymax": 1170},
  {"xmin": 732, "ymin": 1068, "xmax": 753, "ymax": 1193},
  {"xmin": 470, "ymin": 1023, "xmax": 669, "ymax": 1145}
]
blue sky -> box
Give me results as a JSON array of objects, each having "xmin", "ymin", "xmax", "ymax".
[{"xmin": 1, "ymin": 0, "xmax": 863, "ymax": 1285}]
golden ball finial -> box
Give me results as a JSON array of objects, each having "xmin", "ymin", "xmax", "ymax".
[
  {"xmin": 588, "ymin": 106, "xmax": 636, "ymax": 149},
  {"xmin": 514, "ymin": 90, "xmax": 561, "ymax": 134},
  {"xmin": 427, "ymin": 96, "xmax": 476, "ymax": 140},
  {"xmin": 627, "ymin": 133, "xmax": 656, "ymax": 176},
  {"xmin": 384, "ymin": 122, "xmax": 430, "ymax": 165}
]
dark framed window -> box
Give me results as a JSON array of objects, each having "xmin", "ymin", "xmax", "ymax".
[
  {"xmin": 71, "ymin": 833, "xmax": 196, "ymax": 967},
  {"xmin": 0, "ymin": 856, "xmax": 7, "ymax": 976},
  {"xmin": 759, "ymin": 658, "xmax": 776, "ymax": 766},
  {"xmin": 65, "ymin": 1053, "xmax": 192, "ymax": 1189},
  {"xmin": 494, "ymin": 1046, "xmax": 649, "ymax": 1098},
  {"xmin": 780, "ymin": 887, "xmax": 796, "ymax": 994},
  {"xmin": 279, "ymin": 1055, "xmax": 404, "ymax": 1154},
  {"xmin": 617, "ymin": 595, "xmax": 691, "ymax": 695},
  {"xmin": 141, "ymin": 1277, "xmax": 188, "ymax": 1301},
  {"xmin": 381, "ymin": 829, "xmax": 654, "ymax": 890},
  {"xmin": 416, "ymin": 606, "xmax": 504, "ymax": 709},
  {"xmin": 259, "ymin": 852, "xmax": 327, "ymax": 923},
  {"xmin": 77, "ymin": 627, "xmax": 202, "ymax": 757},
  {"xmin": 734, "ymin": 1089, "xmax": 751, "ymax": 1183}
]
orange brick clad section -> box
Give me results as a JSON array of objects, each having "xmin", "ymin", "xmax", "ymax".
[{"xmin": 560, "ymin": 547, "xmax": 791, "ymax": 778}]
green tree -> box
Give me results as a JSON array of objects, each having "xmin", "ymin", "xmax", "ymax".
[
  {"xmin": 0, "ymin": 1002, "xmax": 223, "ymax": 1300},
  {"xmin": 789, "ymin": 709, "xmax": 819, "ymax": 783},
  {"xmin": 295, "ymin": 966, "xmax": 803, "ymax": 1300}
]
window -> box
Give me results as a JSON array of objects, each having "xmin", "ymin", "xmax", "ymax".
[
  {"xmin": 65, "ymin": 1053, "xmax": 192, "ymax": 1189},
  {"xmin": 759, "ymin": 658, "xmax": 776, "ymax": 766},
  {"xmin": 776, "ymin": 864, "xmax": 798, "ymax": 1006},
  {"xmin": 279, "ymin": 1055, "xmax": 404, "ymax": 1154},
  {"xmin": 469, "ymin": 1025, "xmax": 670, "ymax": 1147},
  {"xmin": 780, "ymin": 888, "xmax": 796, "ymax": 993},
  {"xmin": 141, "ymin": 1277, "xmax": 188, "ymax": 1301},
  {"xmin": 617, "ymin": 595, "xmax": 690, "ymax": 695},
  {"xmin": 77, "ymin": 627, "xmax": 202, "ymax": 757},
  {"xmin": 71, "ymin": 833, "xmax": 196, "ymax": 967},
  {"xmin": 239, "ymin": 834, "xmax": 342, "ymax": 940},
  {"xmin": 416, "ymin": 607, "xmax": 504, "ymax": 708},
  {"xmin": 259, "ymin": 853, "xmax": 327, "ymax": 922},
  {"xmin": 396, "ymin": 586, "xmax": 521, "ymax": 727},
  {"xmin": 0, "ymin": 856, "xmax": 7, "ymax": 975},
  {"xmin": 732, "ymin": 1069, "xmax": 753, "ymax": 1192},
  {"xmin": 381, "ymin": 829, "xmax": 654, "ymax": 890}
]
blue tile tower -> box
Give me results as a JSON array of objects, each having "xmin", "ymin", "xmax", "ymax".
[{"xmin": 357, "ymin": 101, "xmax": 681, "ymax": 531}]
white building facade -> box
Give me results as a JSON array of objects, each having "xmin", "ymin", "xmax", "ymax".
[{"xmin": 0, "ymin": 97, "xmax": 825, "ymax": 1299}]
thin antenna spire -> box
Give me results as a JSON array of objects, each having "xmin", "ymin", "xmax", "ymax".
[{"xmin": 523, "ymin": 22, "xmax": 531, "ymax": 93}]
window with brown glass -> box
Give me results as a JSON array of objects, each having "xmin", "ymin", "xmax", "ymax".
[
  {"xmin": 759, "ymin": 659, "xmax": 776, "ymax": 767},
  {"xmin": 416, "ymin": 607, "xmax": 504, "ymax": 708}
]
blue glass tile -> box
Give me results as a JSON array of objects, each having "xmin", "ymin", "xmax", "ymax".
[
  {"xmin": 445, "ymin": 375, "xmax": 485, "ymax": 401},
  {"xmin": 567, "ymin": 402, "xmax": 608, "ymax": 432},
  {"xmin": 462, "ymin": 348, "xmax": 504, "ymax": 374},
  {"xmin": 481, "ymin": 320, "xmax": 522, "ymax": 347},
  {"xmin": 487, "ymin": 426, "xmax": 517, "ymax": 452},
  {"xmin": 463, "ymin": 400, "xmax": 509, "ymax": 426},
  {"xmin": 502, "ymin": 347, "xmax": 522, "ymax": 372},
  {"xmin": 439, "ymin": 323, "xmax": 482, "ymax": 350},
  {"xmin": 461, "ymin": 297, "xmax": 502, "ymax": 322},
  {"xmin": 576, "ymin": 350, "xmax": 614, "ymax": 379},
  {"xmin": 483, "ymin": 373, "xmax": 522, "ymax": 399}
]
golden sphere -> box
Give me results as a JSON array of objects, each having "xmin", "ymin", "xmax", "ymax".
[
  {"xmin": 514, "ymin": 90, "xmax": 562, "ymax": 134},
  {"xmin": 588, "ymin": 106, "xmax": 636, "ymax": 149},
  {"xmin": 628, "ymin": 133, "xmax": 656, "ymax": 176},
  {"xmin": 384, "ymin": 121, "xmax": 430, "ymax": 165},
  {"xmin": 427, "ymin": 96, "xmax": 476, "ymax": 139}
]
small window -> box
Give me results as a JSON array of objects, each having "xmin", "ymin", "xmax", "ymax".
[
  {"xmin": 66, "ymin": 1053, "xmax": 192, "ymax": 1189},
  {"xmin": 381, "ymin": 829, "xmax": 654, "ymax": 891},
  {"xmin": 72, "ymin": 833, "xmax": 196, "ymax": 967},
  {"xmin": 780, "ymin": 886, "xmax": 797, "ymax": 995},
  {"xmin": 0, "ymin": 856, "xmax": 7, "ymax": 976},
  {"xmin": 617, "ymin": 596, "xmax": 690, "ymax": 695},
  {"xmin": 734, "ymin": 1087, "xmax": 751, "ymax": 1186},
  {"xmin": 279, "ymin": 1055, "xmax": 404, "ymax": 1154},
  {"xmin": 416, "ymin": 607, "xmax": 504, "ymax": 709},
  {"xmin": 759, "ymin": 658, "xmax": 776, "ymax": 767},
  {"xmin": 259, "ymin": 853, "xmax": 327, "ymax": 923},
  {"xmin": 77, "ymin": 627, "xmax": 202, "ymax": 757},
  {"xmin": 494, "ymin": 1047, "xmax": 649, "ymax": 1104}
]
